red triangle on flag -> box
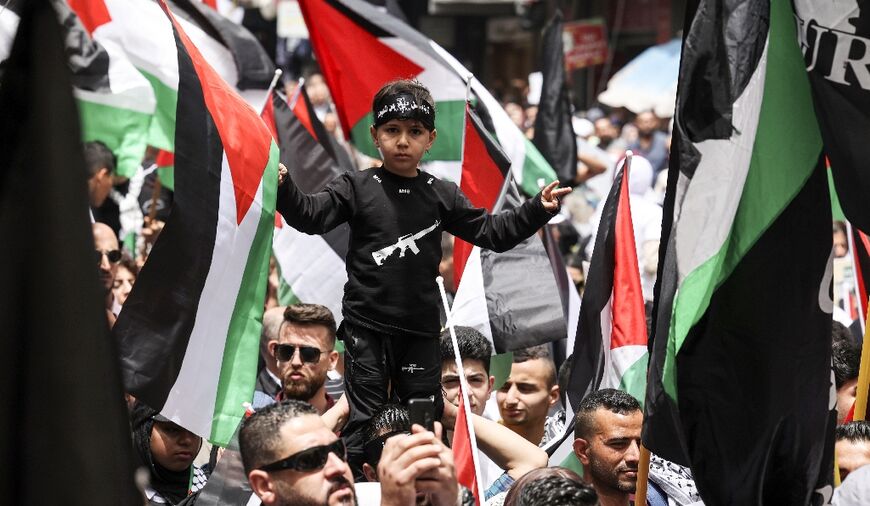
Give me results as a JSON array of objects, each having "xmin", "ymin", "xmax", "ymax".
[
  {"xmin": 67, "ymin": 0, "xmax": 112, "ymax": 34},
  {"xmin": 452, "ymin": 387, "xmax": 481, "ymax": 506},
  {"xmin": 298, "ymin": 0, "xmax": 424, "ymax": 135}
]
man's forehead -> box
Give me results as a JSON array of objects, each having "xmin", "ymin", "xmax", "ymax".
[
  {"xmin": 441, "ymin": 359, "xmax": 488, "ymax": 378},
  {"xmin": 506, "ymin": 360, "xmax": 550, "ymax": 386},
  {"xmin": 279, "ymin": 322, "xmax": 330, "ymax": 346},
  {"xmin": 279, "ymin": 414, "xmax": 335, "ymax": 453},
  {"xmin": 593, "ymin": 408, "xmax": 642, "ymax": 437}
]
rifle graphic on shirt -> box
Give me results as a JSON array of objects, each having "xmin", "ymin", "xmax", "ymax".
[{"xmin": 371, "ymin": 220, "xmax": 441, "ymax": 266}]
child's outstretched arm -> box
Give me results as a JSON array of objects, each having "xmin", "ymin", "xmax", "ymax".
[
  {"xmin": 444, "ymin": 180, "xmax": 571, "ymax": 253},
  {"xmin": 276, "ymin": 163, "xmax": 354, "ymax": 235}
]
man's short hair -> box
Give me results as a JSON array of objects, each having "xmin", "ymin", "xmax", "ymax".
[
  {"xmin": 83, "ymin": 140, "xmax": 116, "ymax": 177},
  {"xmin": 513, "ymin": 345, "xmax": 557, "ymax": 388},
  {"xmin": 574, "ymin": 388, "xmax": 642, "ymax": 440},
  {"xmin": 836, "ymin": 421, "xmax": 870, "ymax": 443},
  {"xmin": 283, "ymin": 303, "xmax": 337, "ymax": 345},
  {"xmin": 439, "ymin": 326, "xmax": 493, "ymax": 373},
  {"xmin": 261, "ymin": 307, "xmax": 284, "ymax": 348},
  {"xmin": 239, "ymin": 400, "xmax": 318, "ymax": 473},
  {"xmin": 362, "ymin": 404, "xmax": 410, "ymax": 468},
  {"xmin": 515, "ymin": 475, "xmax": 598, "ymax": 506},
  {"xmin": 833, "ymin": 328, "xmax": 861, "ymax": 389}
]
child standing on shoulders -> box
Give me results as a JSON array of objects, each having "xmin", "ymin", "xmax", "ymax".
[{"xmin": 276, "ymin": 78, "xmax": 570, "ymax": 476}]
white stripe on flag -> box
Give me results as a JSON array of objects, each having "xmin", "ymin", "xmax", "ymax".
[
  {"xmin": 673, "ymin": 41, "xmax": 768, "ymax": 283},
  {"xmin": 380, "ymin": 38, "xmax": 467, "ymax": 101},
  {"xmin": 273, "ymin": 222, "xmax": 346, "ymax": 324},
  {"xmin": 451, "ymin": 246, "xmax": 493, "ymax": 342},
  {"xmin": 601, "ymin": 345, "xmax": 648, "ymax": 391},
  {"xmin": 161, "ymin": 155, "xmax": 265, "ymax": 437}
]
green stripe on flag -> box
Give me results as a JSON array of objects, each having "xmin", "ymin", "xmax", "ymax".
[
  {"xmin": 157, "ymin": 166, "xmax": 175, "ymax": 192},
  {"xmin": 828, "ymin": 169, "xmax": 845, "ymax": 221},
  {"xmin": 350, "ymin": 100, "xmax": 465, "ymax": 161},
  {"xmin": 618, "ymin": 353, "xmax": 648, "ymax": 409},
  {"xmin": 77, "ymin": 99, "xmax": 151, "ymax": 178},
  {"xmin": 520, "ymin": 138, "xmax": 558, "ymax": 196},
  {"xmin": 662, "ymin": 0, "xmax": 823, "ymax": 400},
  {"xmin": 210, "ymin": 142, "xmax": 279, "ymax": 445},
  {"xmin": 276, "ymin": 262, "xmax": 300, "ymax": 306},
  {"xmin": 560, "ymin": 452, "xmax": 585, "ymax": 477},
  {"xmin": 141, "ymin": 71, "xmax": 178, "ymax": 152},
  {"xmin": 490, "ymin": 351, "xmax": 514, "ymax": 390}
]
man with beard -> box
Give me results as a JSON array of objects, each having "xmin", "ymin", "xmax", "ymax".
[
  {"xmin": 240, "ymin": 400, "xmax": 357, "ymax": 506},
  {"xmin": 572, "ymin": 389, "xmax": 642, "ymax": 506},
  {"xmin": 259, "ymin": 304, "xmax": 340, "ymax": 414},
  {"xmin": 627, "ymin": 111, "xmax": 669, "ymax": 178}
]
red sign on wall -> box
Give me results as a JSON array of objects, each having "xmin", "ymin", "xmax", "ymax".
[{"xmin": 562, "ymin": 18, "xmax": 608, "ymax": 70}]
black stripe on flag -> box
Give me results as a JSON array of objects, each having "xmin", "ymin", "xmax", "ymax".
[
  {"xmin": 113, "ymin": 16, "xmax": 223, "ymax": 408},
  {"xmin": 565, "ymin": 166, "xmax": 625, "ymax": 410}
]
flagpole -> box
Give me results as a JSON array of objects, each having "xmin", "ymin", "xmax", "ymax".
[
  {"xmin": 852, "ymin": 298, "xmax": 870, "ymax": 421},
  {"xmin": 258, "ymin": 68, "xmax": 283, "ymax": 114},
  {"xmin": 288, "ymin": 76, "xmax": 306, "ymax": 110},
  {"xmin": 846, "ymin": 221, "xmax": 866, "ymax": 333},
  {"xmin": 437, "ymin": 276, "xmax": 488, "ymax": 506},
  {"xmin": 635, "ymin": 445, "xmax": 651, "ymax": 504}
]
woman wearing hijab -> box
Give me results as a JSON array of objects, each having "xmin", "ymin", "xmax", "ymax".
[{"xmin": 131, "ymin": 402, "xmax": 208, "ymax": 505}]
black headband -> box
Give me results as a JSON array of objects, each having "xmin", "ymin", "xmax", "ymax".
[{"xmin": 373, "ymin": 92, "xmax": 435, "ymax": 130}]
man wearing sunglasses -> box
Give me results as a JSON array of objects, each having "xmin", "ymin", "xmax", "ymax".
[
  {"xmin": 240, "ymin": 400, "xmax": 357, "ymax": 506},
  {"xmin": 267, "ymin": 304, "xmax": 341, "ymax": 415},
  {"xmin": 93, "ymin": 222, "xmax": 122, "ymax": 321}
]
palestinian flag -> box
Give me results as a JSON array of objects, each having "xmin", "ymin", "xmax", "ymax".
[
  {"xmin": 532, "ymin": 10, "xmax": 577, "ymax": 187},
  {"xmin": 793, "ymin": 0, "xmax": 870, "ymax": 235},
  {"xmin": 112, "ymin": 0, "xmax": 278, "ymax": 446},
  {"xmin": 543, "ymin": 157, "xmax": 647, "ymax": 473},
  {"xmin": 643, "ymin": 1, "xmax": 835, "ymax": 503},
  {"xmin": 451, "ymin": 105, "xmax": 565, "ymax": 353},
  {"xmin": 0, "ymin": 0, "xmax": 138, "ymax": 501},
  {"xmin": 297, "ymin": 0, "xmax": 556, "ymax": 196},
  {"xmin": 262, "ymin": 86, "xmax": 350, "ymax": 321},
  {"xmin": 2, "ymin": 0, "xmax": 155, "ymax": 178},
  {"xmin": 68, "ymin": 0, "xmax": 274, "ymax": 180}
]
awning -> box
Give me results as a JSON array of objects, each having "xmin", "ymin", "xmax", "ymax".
[{"xmin": 598, "ymin": 38, "xmax": 681, "ymax": 118}]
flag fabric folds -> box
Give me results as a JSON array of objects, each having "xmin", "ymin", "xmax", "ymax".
[
  {"xmin": 643, "ymin": 1, "xmax": 835, "ymax": 503},
  {"xmin": 544, "ymin": 157, "xmax": 646, "ymax": 473},
  {"xmin": 532, "ymin": 10, "xmax": 577, "ymax": 187},
  {"xmin": 0, "ymin": 0, "xmax": 138, "ymax": 502},
  {"xmin": 793, "ymin": 1, "xmax": 870, "ymax": 234},
  {"xmin": 296, "ymin": 0, "xmax": 556, "ymax": 196},
  {"xmin": 451, "ymin": 106, "xmax": 566, "ymax": 353},
  {"xmin": 112, "ymin": 0, "xmax": 279, "ymax": 446},
  {"xmin": 262, "ymin": 87, "xmax": 350, "ymax": 319}
]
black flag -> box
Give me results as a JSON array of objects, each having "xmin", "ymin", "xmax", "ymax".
[
  {"xmin": 0, "ymin": 0, "xmax": 139, "ymax": 503},
  {"xmin": 532, "ymin": 10, "xmax": 577, "ymax": 187}
]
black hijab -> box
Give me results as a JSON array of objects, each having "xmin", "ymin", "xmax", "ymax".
[{"xmin": 130, "ymin": 402, "xmax": 193, "ymax": 505}]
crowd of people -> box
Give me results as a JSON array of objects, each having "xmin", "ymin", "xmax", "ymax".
[{"xmin": 82, "ymin": 64, "xmax": 870, "ymax": 505}]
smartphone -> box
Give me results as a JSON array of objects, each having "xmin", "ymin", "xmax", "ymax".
[{"xmin": 408, "ymin": 398, "xmax": 435, "ymax": 432}]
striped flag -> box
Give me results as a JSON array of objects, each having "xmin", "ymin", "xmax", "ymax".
[
  {"xmin": 68, "ymin": 0, "xmax": 274, "ymax": 186},
  {"xmin": 262, "ymin": 87, "xmax": 350, "ymax": 319},
  {"xmin": 451, "ymin": 105, "xmax": 565, "ymax": 353},
  {"xmin": 543, "ymin": 156, "xmax": 647, "ymax": 473},
  {"xmin": 643, "ymin": 0, "xmax": 835, "ymax": 503},
  {"xmin": 296, "ymin": 0, "xmax": 556, "ymax": 196},
  {"xmin": 113, "ymin": 0, "xmax": 279, "ymax": 447}
]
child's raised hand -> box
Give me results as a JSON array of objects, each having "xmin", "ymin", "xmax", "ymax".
[
  {"xmin": 277, "ymin": 163, "xmax": 288, "ymax": 186},
  {"xmin": 541, "ymin": 181, "xmax": 572, "ymax": 213}
]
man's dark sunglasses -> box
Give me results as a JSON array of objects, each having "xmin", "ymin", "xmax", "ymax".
[
  {"xmin": 95, "ymin": 249, "xmax": 122, "ymax": 264},
  {"xmin": 273, "ymin": 344, "xmax": 326, "ymax": 363},
  {"xmin": 259, "ymin": 438, "xmax": 346, "ymax": 472}
]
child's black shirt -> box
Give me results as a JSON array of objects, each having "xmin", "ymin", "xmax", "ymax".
[{"xmin": 276, "ymin": 166, "xmax": 553, "ymax": 338}]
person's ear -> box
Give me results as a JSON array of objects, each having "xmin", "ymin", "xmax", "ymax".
[
  {"xmin": 370, "ymin": 125, "xmax": 379, "ymax": 147},
  {"xmin": 362, "ymin": 462, "xmax": 378, "ymax": 482},
  {"xmin": 248, "ymin": 470, "xmax": 277, "ymax": 504},
  {"xmin": 426, "ymin": 129, "xmax": 437, "ymax": 150},
  {"xmin": 98, "ymin": 167, "xmax": 111, "ymax": 182},
  {"xmin": 328, "ymin": 349, "xmax": 339, "ymax": 370},
  {"xmin": 268, "ymin": 340, "xmax": 278, "ymax": 359},
  {"xmin": 573, "ymin": 438, "xmax": 591, "ymax": 466},
  {"xmin": 486, "ymin": 375, "xmax": 495, "ymax": 398},
  {"xmin": 549, "ymin": 385, "xmax": 560, "ymax": 407}
]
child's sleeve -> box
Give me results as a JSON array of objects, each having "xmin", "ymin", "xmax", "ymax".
[
  {"xmin": 443, "ymin": 185, "xmax": 553, "ymax": 252},
  {"xmin": 276, "ymin": 171, "xmax": 354, "ymax": 234}
]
